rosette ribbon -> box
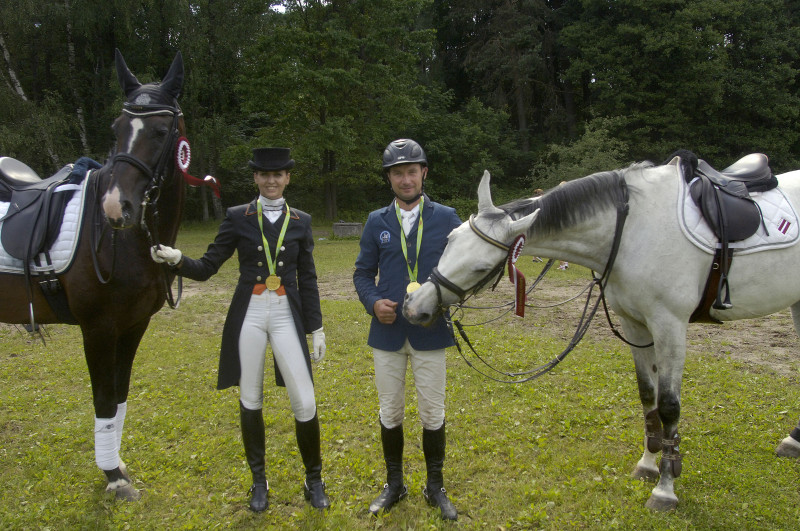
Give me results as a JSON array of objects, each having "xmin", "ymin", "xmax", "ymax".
[
  {"xmin": 507, "ymin": 235, "xmax": 526, "ymax": 317},
  {"xmin": 175, "ymin": 136, "xmax": 221, "ymax": 198}
]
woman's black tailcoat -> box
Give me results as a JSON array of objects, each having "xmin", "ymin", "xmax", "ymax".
[{"xmin": 178, "ymin": 199, "xmax": 322, "ymax": 389}]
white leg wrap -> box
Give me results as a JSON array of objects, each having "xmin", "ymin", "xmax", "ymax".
[
  {"xmin": 115, "ymin": 402, "xmax": 128, "ymax": 452},
  {"xmin": 94, "ymin": 417, "xmax": 119, "ymax": 471}
]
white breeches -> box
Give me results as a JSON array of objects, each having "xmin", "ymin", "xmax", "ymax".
[
  {"xmin": 373, "ymin": 339, "xmax": 446, "ymax": 430},
  {"xmin": 238, "ymin": 290, "xmax": 316, "ymax": 421}
]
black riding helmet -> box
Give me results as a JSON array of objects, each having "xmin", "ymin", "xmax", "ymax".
[
  {"xmin": 382, "ymin": 139, "xmax": 427, "ymax": 170},
  {"xmin": 382, "ymin": 139, "xmax": 428, "ymax": 206}
]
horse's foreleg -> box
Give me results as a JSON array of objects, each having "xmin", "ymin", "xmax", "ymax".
[
  {"xmin": 82, "ymin": 323, "xmax": 143, "ymax": 501},
  {"xmin": 643, "ymin": 323, "xmax": 687, "ymax": 512},
  {"xmin": 113, "ymin": 320, "xmax": 149, "ymax": 481},
  {"xmin": 621, "ymin": 319, "xmax": 661, "ymax": 481}
]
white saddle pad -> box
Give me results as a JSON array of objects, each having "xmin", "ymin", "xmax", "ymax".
[
  {"xmin": 677, "ymin": 174, "xmax": 800, "ymax": 255},
  {"xmin": 0, "ymin": 175, "xmax": 90, "ymax": 275}
]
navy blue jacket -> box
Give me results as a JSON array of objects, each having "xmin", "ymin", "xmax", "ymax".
[
  {"xmin": 178, "ymin": 200, "xmax": 321, "ymax": 390},
  {"xmin": 353, "ymin": 194, "xmax": 462, "ymax": 351}
]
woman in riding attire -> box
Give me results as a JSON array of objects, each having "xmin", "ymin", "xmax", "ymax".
[
  {"xmin": 151, "ymin": 147, "xmax": 329, "ymax": 512},
  {"xmin": 353, "ymin": 139, "xmax": 462, "ymax": 520}
]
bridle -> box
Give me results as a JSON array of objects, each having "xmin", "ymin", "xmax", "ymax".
[
  {"xmin": 429, "ymin": 217, "xmax": 508, "ymax": 304},
  {"xmin": 91, "ymin": 101, "xmax": 184, "ymax": 308},
  {"xmin": 428, "ymin": 177, "xmax": 647, "ymax": 383}
]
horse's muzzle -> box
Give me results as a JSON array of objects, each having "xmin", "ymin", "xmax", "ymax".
[{"xmin": 402, "ymin": 292, "xmax": 441, "ymax": 327}]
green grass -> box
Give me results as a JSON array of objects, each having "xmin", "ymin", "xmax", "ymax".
[{"xmin": 1, "ymin": 223, "xmax": 799, "ymax": 529}]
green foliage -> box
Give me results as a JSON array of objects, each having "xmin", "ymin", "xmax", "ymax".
[
  {"xmin": 2, "ymin": 0, "xmax": 800, "ymax": 218},
  {"xmin": 530, "ymin": 116, "xmax": 631, "ymax": 189},
  {"xmin": 560, "ymin": 0, "xmax": 800, "ymax": 168},
  {"xmin": 1, "ymin": 224, "xmax": 799, "ymax": 528}
]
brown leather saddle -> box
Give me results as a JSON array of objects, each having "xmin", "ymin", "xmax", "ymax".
[{"xmin": 676, "ymin": 152, "xmax": 778, "ymax": 322}]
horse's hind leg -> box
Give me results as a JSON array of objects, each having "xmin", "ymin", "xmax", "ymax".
[
  {"xmin": 775, "ymin": 304, "xmax": 800, "ymax": 458},
  {"xmin": 623, "ymin": 319, "xmax": 661, "ymax": 481}
]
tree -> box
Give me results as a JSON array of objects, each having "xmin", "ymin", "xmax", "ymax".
[
  {"xmin": 559, "ymin": 0, "xmax": 800, "ymax": 169},
  {"xmin": 238, "ymin": 0, "xmax": 435, "ymax": 220}
]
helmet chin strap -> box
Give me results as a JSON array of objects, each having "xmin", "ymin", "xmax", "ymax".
[{"xmin": 395, "ymin": 192, "xmax": 423, "ymax": 206}]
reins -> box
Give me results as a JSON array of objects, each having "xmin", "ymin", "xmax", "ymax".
[{"xmin": 440, "ymin": 177, "xmax": 651, "ymax": 384}]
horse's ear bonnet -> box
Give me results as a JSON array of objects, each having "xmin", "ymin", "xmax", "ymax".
[{"xmin": 115, "ymin": 49, "xmax": 184, "ymax": 108}]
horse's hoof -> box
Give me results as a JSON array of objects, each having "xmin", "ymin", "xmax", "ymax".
[
  {"xmin": 111, "ymin": 483, "xmax": 141, "ymax": 501},
  {"xmin": 776, "ymin": 436, "xmax": 800, "ymax": 458},
  {"xmin": 645, "ymin": 492, "xmax": 678, "ymax": 512},
  {"xmin": 631, "ymin": 464, "xmax": 660, "ymax": 481}
]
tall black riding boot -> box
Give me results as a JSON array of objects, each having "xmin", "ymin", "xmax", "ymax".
[
  {"xmin": 240, "ymin": 401, "xmax": 269, "ymax": 512},
  {"xmin": 369, "ymin": 421, "xmax": 408, "ymax": 515},
  {"xmin": 295, "ymin": 413, "xmax": 330, "ymax": 509},
  {"xmin": 422, "ymin": 423, "xmax": 457, "ymax": 521}
]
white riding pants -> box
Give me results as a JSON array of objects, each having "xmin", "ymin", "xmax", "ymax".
[
  {"xmin": 373, "ymin": 339, "xmax": 446, "ymax": 430},
  {"xmin": 238, "ymin": 290, "xmax": 316, "ymax": 421}
]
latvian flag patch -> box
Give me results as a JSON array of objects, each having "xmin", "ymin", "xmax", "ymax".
[{"xmin": 779, "ymin": 218, "xmax": 792, "ymax": 235}]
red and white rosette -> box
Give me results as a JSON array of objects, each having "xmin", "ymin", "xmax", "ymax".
[
  {"xmin": 507, "ymin": 235, "xmax": 527, "ymax": 317},
  {"xmin": 174, "ymin": 136, "xmax": 221, "ymax": 198}
]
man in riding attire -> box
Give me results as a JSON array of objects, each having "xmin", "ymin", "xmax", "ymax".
[{"xmin": 353, "ymin": 139, "xmax": 462, "ymax": 520}]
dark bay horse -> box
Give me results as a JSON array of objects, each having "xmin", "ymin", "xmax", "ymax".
[
  {"xmin": 404, "ymin": 163, "xmax": 800, "ymax": 511},
  {"xmin": 0, "ymin": 50, "xmax": 186, "ymax": 500}
]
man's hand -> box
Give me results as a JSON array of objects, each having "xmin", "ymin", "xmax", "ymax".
[{"xmin": 373, "ymin": 299, "xmax": 398, "ymax": 324}]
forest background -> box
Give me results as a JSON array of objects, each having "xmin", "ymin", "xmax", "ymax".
[{"xmin": 1, "ymin": 0, "xmax": 799, "ymax": 223}]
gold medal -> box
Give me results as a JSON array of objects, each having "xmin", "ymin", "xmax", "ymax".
[
  {"xmin": 265, "ymin": 275, "xmax": 281, "ymax": 291},
  {"xmin": 406, "ymin": 281, "xmax": 421, "ymax": 294}
]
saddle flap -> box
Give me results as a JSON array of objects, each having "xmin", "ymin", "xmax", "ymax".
[{"xmin": 689, "ymin": 177, "xmax": 762, "ymax": 242}]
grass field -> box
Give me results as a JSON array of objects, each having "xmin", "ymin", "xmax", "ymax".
[{"xmin": 1, "ymin": 222, "xmax": 799, "ymax": 529}]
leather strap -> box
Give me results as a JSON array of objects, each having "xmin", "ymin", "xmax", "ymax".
[{"xmin": 690, "ymin": 247, "xmax": 733, "ymax": 323}]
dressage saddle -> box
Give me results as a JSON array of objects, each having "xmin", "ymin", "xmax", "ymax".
[
  {"xmin": 675, "ymin": 151, "xmax": 777, "ymax": 320},
  {"xmin": 0, "ymin": 157, "xmax": 76, "ymax": 262}
]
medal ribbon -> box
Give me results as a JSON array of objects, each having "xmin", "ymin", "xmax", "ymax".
[
  {"xmin": 395, "ymin": 197, "xmax": 424, "ymax": 283},
  {"xmin": 256, "ymin": 200, "xmax": 291, "ymax": 277}
]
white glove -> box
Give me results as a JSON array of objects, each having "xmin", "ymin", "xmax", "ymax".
[
  {"xmin": 311, "ymin": 328, "xmax": 326, "ymax": 362},
  {"xmin": 150, "ymin": 245, "xmax": 183, "ymax": 266}
]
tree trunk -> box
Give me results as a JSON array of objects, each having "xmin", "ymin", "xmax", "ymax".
[
  {"xmin": 0, "ymin": 34, "xmax": 27, "ymax": 101},
  {"xmin": 64, "ymin": 0, "xmax": 89, "ymax": 153}
]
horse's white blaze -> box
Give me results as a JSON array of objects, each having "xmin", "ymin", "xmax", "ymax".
[
  {"xmin": 102, "ymin": 185, "xmax": 124, "ymax": 220},
  {"xmin": 125, "ymin": 118, "xmax": 145, "ymax": 153}
]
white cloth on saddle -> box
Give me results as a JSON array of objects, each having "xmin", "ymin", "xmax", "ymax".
[
  {"xmin": 678, "ymin": 173, "xmax": 800, "ymax": 256},
  {"xmin": 0, "ymin": 175, "xmax": 90, "ymax": 274}
]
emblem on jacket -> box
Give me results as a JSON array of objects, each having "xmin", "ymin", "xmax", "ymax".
[{"xmin": 380, "ymin": 230, "xmax": 390, "ymax": 244}]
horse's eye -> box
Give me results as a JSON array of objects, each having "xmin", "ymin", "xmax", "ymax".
[{"xmin": 152, "ymin": 125, "xmax": 169, "ymax": 138}]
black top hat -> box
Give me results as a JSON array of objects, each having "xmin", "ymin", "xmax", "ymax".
[{"xmin": 248, "ymin": 147, "xmax": 295, "ymax": 171}]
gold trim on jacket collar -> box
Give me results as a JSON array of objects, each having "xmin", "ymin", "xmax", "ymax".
[{"xmin": 244, "ymin": 200, "xmax": 299, "ymax": 219}]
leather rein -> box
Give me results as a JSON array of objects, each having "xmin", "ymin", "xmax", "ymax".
[
  {"xmin": 428, "ymin": 177, "xmax": 647, "ymax": 384},
  {"xmin": 91, "ymin": 103, "xmax": 183, "ymax": 308}
]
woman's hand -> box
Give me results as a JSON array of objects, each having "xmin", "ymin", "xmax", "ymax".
[
  {"xmin": 150, "ymin": 245, "xmax": 183, "ymax": 266},
  {"xmin": 311, "ymin": 328, "xmax": 326, "ymax": 362}
]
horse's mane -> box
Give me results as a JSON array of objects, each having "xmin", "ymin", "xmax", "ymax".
[{"xmin": 494, "ymin": 162, "xmax": 654, "ymax": 236}]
